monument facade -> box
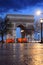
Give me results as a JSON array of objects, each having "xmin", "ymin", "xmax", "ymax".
[{"xmin": 6, "ymin": 14, "xmax": 34, "ymax": 42}]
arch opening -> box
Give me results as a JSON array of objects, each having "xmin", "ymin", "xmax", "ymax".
[{"xmin": 16, "ymin": 24, "xmax": 26, "ymax": 38}]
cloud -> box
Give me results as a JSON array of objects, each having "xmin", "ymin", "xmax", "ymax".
[{"xmin": 0, "ymin": 0, "xmax": 43, "ymax": 13}]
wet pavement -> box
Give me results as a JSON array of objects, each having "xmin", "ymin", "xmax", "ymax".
[{"xmin": 0, "ymin": 43, "xmax": 43, "ymax": 65}]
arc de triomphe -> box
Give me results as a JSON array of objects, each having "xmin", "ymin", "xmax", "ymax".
[{"xmin": 6, "ymin": 14, "xmax": 34, "ymax": 42}]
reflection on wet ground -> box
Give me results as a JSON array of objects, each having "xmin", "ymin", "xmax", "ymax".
[{"xmin": 0, "ymin": 43, "xmax": 43, "ymax": 65}]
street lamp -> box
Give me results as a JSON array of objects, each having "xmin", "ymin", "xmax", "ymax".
[
  {"xmin": 36, "ymin": 10, "xmax": 43, "ymax": 43},
  {"xmin": 40, "ymin": 18, "xmax": 43, "ymax": 43}
]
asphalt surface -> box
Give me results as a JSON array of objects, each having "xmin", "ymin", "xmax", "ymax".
[{"xmin": 0, "ymin": 43, "xmax": 43, "ymax": 65}]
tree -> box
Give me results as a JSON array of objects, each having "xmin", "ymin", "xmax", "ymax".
[
  {"xmin": 5, "ymin": 18, "xmax": 14, "ymax": 39},
  {"xmin": 0, "ymin": 20, "xmax": 6, "ymax": 43},
  {"xmin": 0, "ymin": 17, "xmax": 13, "ymax": 44}
]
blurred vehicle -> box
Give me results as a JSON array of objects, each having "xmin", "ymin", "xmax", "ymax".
[
  {"xmin": 18, "ymin": 38, "xmax": 23, "ymax": 43},
  {"xmin": 23, "ymin": 38, "xmax": 27, "ymax": 43},
  {"xmin": 17, "ymin": 38, "xmax": 27, "ymax": 43},
  {"xmin": 5, "ymin": 38, "xmax": 15, "ymax": 43}
]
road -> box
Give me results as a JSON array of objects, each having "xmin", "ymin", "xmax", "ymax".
[{"xmin": 0, "ymin": 43, "xmax": 43, "ymax": 65}]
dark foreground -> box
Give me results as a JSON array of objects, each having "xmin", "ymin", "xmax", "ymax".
[{"xmin": 0, "ymin": 43, "xmax": 43, "ymax": 65}]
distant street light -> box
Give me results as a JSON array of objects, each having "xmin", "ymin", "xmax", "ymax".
[
  {"xmin": 21, "ymin": 30, "xmax": 25, "ymax": 38},
  {"xmin": 21, "ymin": 30, "xmax": 24, "ymax": 32},
  {"xmin": 36, "ymin": 10, "xmax": 43, "ymax": 43},
  {"xmin": 36, "ymin": 10, "xmax": 41, "ymax": 16}
]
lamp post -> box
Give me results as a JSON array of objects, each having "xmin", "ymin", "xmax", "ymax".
[
  {"xmin": 36, "ymin": 10, "xmax": 43, "ymax": 43},
  {"xmin": 40, "ymin": 18, "xmax": 43, "ymax": 43}
]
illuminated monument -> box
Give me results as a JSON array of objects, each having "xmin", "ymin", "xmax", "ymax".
[{"xmin": 6, "ymin": 14, "xmax": 34, "ymax": 42}]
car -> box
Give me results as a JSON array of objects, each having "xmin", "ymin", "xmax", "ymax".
[
  {"xmin": 23, "ymin": 38, "xmax": 27, "ymax": 43},
  {"xmin": 5, "ymin": 38, "xmax": 15, "ymax": 43},
  {"xmin": 17, "ymin": 38, "xmax": 27, "ymax": 43},
  {"xmin": 18, "ymin": 38, "xmax": 23, "ymax": 43}
]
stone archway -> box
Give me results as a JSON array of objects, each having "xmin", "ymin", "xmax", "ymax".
[{"xmin": 6, "ymin": 14, "xmax": 34, "ymax": 42}]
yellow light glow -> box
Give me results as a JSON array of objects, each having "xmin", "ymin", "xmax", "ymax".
[
  {"xmin": 21, "ymin": 30, "xmax": 24, "ymax": 32},
  {"xmin": 40, "ymin": 18, "xmax": 43, "ymax": 23}
]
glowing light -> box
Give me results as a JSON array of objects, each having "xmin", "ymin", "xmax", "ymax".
[
  {"xmin": 21, "ymin": 30, "xmax": 24, "ymax": 32},
  {"xmin": 36, "ymin": 10, "xmax": 41, "ymax": 16},
  {"xmin": 40, "ymin": 18, "xmax": 43, "ymax": 23}
]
